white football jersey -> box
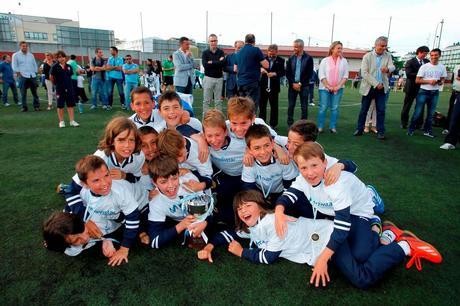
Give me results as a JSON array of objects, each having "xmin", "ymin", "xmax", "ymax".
[
  {"xmin": 148, "ymin": 173, "xmax": 202, "ymax": 222},
  {"xmin": 290, "ymin": 172, "xmax": 374, "ymax": 218},
  {"xmin": 245, "ymin": 214, "xmax": 333, "ymax": 265},
  {"xmin": 242, "ymin": 155, "xmax": 298, "ymax": 196},
  {"xmin": 80, "ymin": 180, "xmax": 139, "ymax": 234},
  {"xmin": 180, "ymin": 137, "xmax": 213, "ymax": 178},
  {"xmin": 209, "ymin": 135, "xmax": 246, "ymax": 176},
  {"xmin": 226, "ymin": 118, "xmax": 278, "ymax": 139},
  {"xmin": 129, "ymin": 109, "xmax": 164, "ymax": 132}
]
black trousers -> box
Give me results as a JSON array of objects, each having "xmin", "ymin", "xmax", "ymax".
[
  {"xmin": 445, "ymin": 93, "xmax": 460, "ymax": 146},
  {"xmin": 401, "ymin": 90, "xmax": 424, "ymax": 127},
  {"xmin": 259, "ymin": 88, "xmax": 279, "ymax": 127}
]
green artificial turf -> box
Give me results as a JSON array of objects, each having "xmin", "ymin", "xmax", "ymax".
[{"xmin": 0, "ymin": 84, "xmax": 459, "ymax": 305}]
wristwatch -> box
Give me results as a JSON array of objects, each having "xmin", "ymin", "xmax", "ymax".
[{"xmin": 298, "ymin": 82, "xmax": 302, "ymax": 86}]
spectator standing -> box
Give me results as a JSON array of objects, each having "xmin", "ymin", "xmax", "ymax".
[
  {"xmin": 161, "ymin": 54, "xmax": 175, "ymax": 92},
  {"xmin": 41, "ymin": 53, "xmax": 56, "ymax": 110},
  {"xmin": 67, "ymin": 54, "xmax": 83, "ymax": 111},
  {"xmin": 407, "ymin": 48, "xmax": 447, "ymax": 138},
  {"xmin": 90, "ymin": 48, "xmax": 108, "ymax": 110},
  {"xmin": 50, "ymin": 50, "xmax": 79, "ymax": 128},
  {"xmin": 443, "ymin": 66, "xmax": 460, "ymax": 134},
  {"xmin": 353, "ymin": 36, "xmax": 394, "ymax": 140},
  {"xmin": 122, "ymin": 54, "xmax": 139, "ymax": 111},
  {"xmin": 235, "ymin": 34, "xmax": 268, "ymax": 112},
  {"xmin": 285, "ymin": 38, "xmax": 314, "ymax": 126},
  {"xmin": 0, "ymin": 54, "xmax": 19, "ymax": 107},
  {"xmin": 223, "ymin": 40, "xmax": 244, "ymax": 98},
  {"xmin": 400, "ymin": 46, "xmax": 430, "ymax": 129},
  {"xmin": 202, "ymin": 33, "xmax": 225, "ymax": 116},
  {"xmin": 106, "ymin": 46, "xmax": 125, "ymax": 109},
  {"xmin": 317, "ymin": 41, "xmax": 349, "ymax": 134},
  {"xmin": 259, "ymin": 44, "xmax": 285, "ymax": 129},
  {"xmin": 173, "ymin": 37, "xmax": 195, "ymax": 94},
  {"xmin": 307, "ymin": 70, "xmax": 317, "ymax": 106},
  {"xmin": 12, "ymin": 41, "xmax": 40, "ymax": 112},
  {"xmin": 440, "ymin": 93, "xmax": 460, "ymax": 150}
]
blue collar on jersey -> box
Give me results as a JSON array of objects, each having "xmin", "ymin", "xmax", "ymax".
[
  {"xmin": 90, "ymin": 191, "xmax": 103, "ymax": 197},
  {"xmin": 134, "ymin": 112, "xmax": 154, "ymax": 125},
  {"xmin": 184, "ymin": 138, "xmax": 192, "ymax": 159},
  {"xmin": 109, "ymin": 152, "xmax": 134, "ymax": 168},
  {"xmin": 255, "ymin": 155, "xmax": 276, "ymax": 167},
  {"xmin": 217, "ymin": 136, "xmax": 232, "ymax": 150}
]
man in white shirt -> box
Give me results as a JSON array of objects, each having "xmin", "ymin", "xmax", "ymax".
[
  {"xmin": 12, "ymin": 41, "xmax": 40, "ymax": 112},
  {"xmin": 407, "ymin": 48, "xmax": 447, "ymax": 138}
]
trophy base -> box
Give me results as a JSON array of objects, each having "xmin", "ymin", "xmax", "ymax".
[{"xmin": 187, "ymin": 236, "xmax": 206, "ymax": 249}]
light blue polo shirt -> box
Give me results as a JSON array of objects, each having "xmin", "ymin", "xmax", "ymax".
[
  {"xmin": 122, "ymin": 63, "xmax": 139, "ymax": 84},
  {"xmin": 107, "ymin": 56, "xmax": 124, "ymax": 80}
]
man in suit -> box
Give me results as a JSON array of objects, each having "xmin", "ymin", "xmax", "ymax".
[
  {"xmin": 286, "ymin": 39, "xmax": 313, "ymax": 127},
  {"xmin": 353, "ymin": 36, "xmax": 395, "ymax": 140},
  {"xmin": 400, "ymin": 46, "xmax": 430, "ymax": 129},
  {"xmin": 223, "ymin": 40, "xmax": 244, "ymax": 99},
  {"xmin": 259, "ymin": 44, "xmax": 285, "ymax": 129},
  {"xmin": 173, "ymin": 37, "xmax": 195, "ymax": 94}
]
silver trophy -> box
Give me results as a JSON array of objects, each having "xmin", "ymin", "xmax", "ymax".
[{"xmin": 181, "ymin": 193, "xmax": 213, "ymax": 218}]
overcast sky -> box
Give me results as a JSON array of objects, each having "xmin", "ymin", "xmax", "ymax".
[{"xmin": 3, "ymin": 0, "xmax": 459, "ymax": 55}]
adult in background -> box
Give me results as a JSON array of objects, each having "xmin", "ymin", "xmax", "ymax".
[
  {"xmin": 41, "ymin": 53, "xmax": 56, "ymax": 110},
  {"xmin": 353, "ymin": 36, "xmax": 394, "ymax": 140},
  {"xmin": 223, "ymin": 40, "xmax": 244, "ymax": 99},
  {"xmin": 317, "ymin": 41, "xmax": 349, "ymax": 134},
  {"xmin": 259, "ymin": 44, "xmax": 285, "ymax": 129},
  {"xmin": 400, "ymin": 46, "xmax": 430, "ymax": 129},
  {"xmin": 50, "ymin": 50, "xmax": 79, "ymax": 128},
  {"xmin": 307, "ymin": 70, "xmax": 317, "ymax": 106},
  {"xmin": 89, "ymin": 48, "xmax": 108, "ymax": 110},
  {"xmin": 0, "ymin": 54, "xmax": 19, "ymax": 107},
  {"xmin": 235, "ymin": 34, "xmax": 268, "ymax": 112},
  {"xmin": 67, "ymin": 54, "xmax": 83, "ymax": 111},
  {"xmin": 202, "ymin": 33, "xmax": 225, "ymax": 116},
  {"xmin": 122, "ymin": 54, "xmax": 139, "ymax": 111},
  {"xmin": 285, "ymin": 39, "xmax": 313, "ymax": 127},
  {"xmin": 440, "ymin": 93, "xmax": 460, "ymax": 150},
  {"xmin": 407, "ymin": 48, "xmax": 447, "ymax": 138},
  {"xmin": 443, "ymin": 66, "xmax": 460, "ymax": 135},
  {"xmin": 162, "ymin": 54, "xmax": 175, "ymax": 92},
  {"xmin": 173, "ymin": 37, "xmax": 195, "ymax": 94},
  {"xmin": 12, "ymin": 41, "xmax": 40, "ymax": 112},
  {"xmin": 106, "ymin": 46, "xmax": 125, "ymax": 110}
]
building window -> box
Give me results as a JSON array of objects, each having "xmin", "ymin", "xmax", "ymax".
[{"xmin": 24, "ymin": 31, "xmax": 48, "ymax": 41}]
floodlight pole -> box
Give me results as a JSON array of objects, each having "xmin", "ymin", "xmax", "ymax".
[
  {"xmin": 387, "ymin": 16, "xmax": 392, "ymax": 43},
  {"xmin": 331, "ymin": 13, "xmax": 335, "ymax": 43},
  {"xmin": 270, "ymin": 12, "xmax": 273, "ymax": 44},
  {"xmin": 437, "ymin": 19, "xmax": 444, "ymax": 48},
  {"xmin": 77, "ymin": 11, "xmax": 84, "ymax": 65},
  {"xmin": 206, "ymin": 11, "xmax": 208, "ymax": 42},
  {"xmin": 140, "ymin": 12, "xmax": 144, "ymax": 66}
]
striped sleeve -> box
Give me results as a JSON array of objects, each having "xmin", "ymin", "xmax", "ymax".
[
  {"xmin": 241, "ymin": 248, "xmax": 282, "ymax": 264},
  {"xmin": 326, "ymin": 207, "xmax": 351, "ymax": 252},
  {"xmin": 121, "ymin": 209, "xmax": 140, "ymax": 248},
  {"xmin": 277, "ymin": 187, "xmax": 304, "ymax": 209},
  {"xmin": 147, "ymin": 220, "xmax": 180, "ymax": 249},
  {"xmin": 209, "ymin": 230, "xmax": 240, "ymax": 246},
  {"xmin": 63, "ymin": 180, "xmax": 85, "ymax": 219}
]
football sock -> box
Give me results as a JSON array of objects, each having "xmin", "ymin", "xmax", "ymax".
[
  {"xmin": 398, "ymin": 241, "xmax": 410, "ymax": 256},
  {"xmin": 380, "ymin": 229, "xmax": 396, "ymax": 245}
]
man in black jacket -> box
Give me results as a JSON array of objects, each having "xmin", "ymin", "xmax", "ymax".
[
  {"xmin": 202, "ymin": 34, "xmax": 225, "ymax": 116},
  {"xmin": 259, "ymin": 44, "xmax": 285, "ymax": 129},
  {"xmin": 286, "ymin": 39, "xmax": 313, "ymax": 127},
  {"xmin": 400, "ymin": 46, "xmax": 430, "ymax": 128}
]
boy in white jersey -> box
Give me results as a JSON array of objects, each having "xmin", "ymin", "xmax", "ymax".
[
  {"xmin": 242, "ymin": 124, "xmax": 297, "ymax": 205},
  {"xmin": 408, "ymin": 48, "xmax": 447, "ymax": 137},
  {"xmin": 147, "ymin": 155, "xmax": 212, "ymax": 249},
  {"xmin": 157, "ymin": 129, "xmax": 213, "ymax": 193},
  {"xmin": 202, "ymin": 109, "xmax": 247, "ymax": 226},
  {"xmin": 129, "ymin": 86, "xmax": 165, "ymax": 132},
  {"xmin": 199, "ymin": 190, "xmax": 442, "ymax": 289},
  {"xmin": 157, "ymin": 91, "xmax": 209, "ymax": 163},
  {"xmin": 276, "ymin": 142, "xmax": 381, "ymax": 264},
  {"xmin": 226, "ymin": 96, "xmax": 289, "ymax": 166},
  {"xmin": 53, "ymin": 155, "xmax": 140, "ymax": 266}
]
